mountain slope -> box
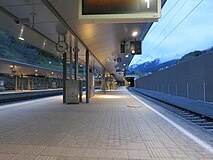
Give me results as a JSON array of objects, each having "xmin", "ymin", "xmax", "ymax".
[{"xmin": 128, "ymin": 58, "xmax": 179, "ymax": 74}]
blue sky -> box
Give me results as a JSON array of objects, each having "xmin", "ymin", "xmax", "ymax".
[{"xmin": 130, "ymin": 0, "xmax": 213, "ymax": 66}]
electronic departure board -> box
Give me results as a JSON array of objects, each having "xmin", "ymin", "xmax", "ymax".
[{"xmin": 79, "ymin": 0, "xmax": 161, "ymax": 23}]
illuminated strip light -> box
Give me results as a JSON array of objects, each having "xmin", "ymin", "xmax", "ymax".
[{"xmin": 18, "ymin": 25, "xmax": 25, "ymax": 41}]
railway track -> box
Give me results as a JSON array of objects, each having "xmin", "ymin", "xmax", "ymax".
[
  {"xmin": 0, "ymin": 90, "xmax": 63, "ymax": 105},
  {"xmin": 129, "ymin": 88, "xmax": 213, "ymax": 134}
]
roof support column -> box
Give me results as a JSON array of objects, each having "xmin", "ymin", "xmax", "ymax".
[
  {"xmin": 63, "ymin": 52, "xmax": 67, "ymax": 103},
  {"xmin": 28, "ymin": 76, "xmax": 31, "ymax": 90},
  {"xmin": 69, "ymin": 46, "xmax": 73, "ymax": 79},
  {"xmin": 21, "ymin": 75, "xmax": 24, "ymax": 91},
  {"xmin": 102, "ymin": 67, "xmax": 106, "ymax": 94},
  {"xmin": 15, "ymin": 75, "xmax": 18, "ymax": 91},
  {"xmin": 74, "ymin": 48, "xmax": 79, "ymax": 80},
  {"xmin": 86, "ymin": 49, "xmax": 89, "ymax": 103}
]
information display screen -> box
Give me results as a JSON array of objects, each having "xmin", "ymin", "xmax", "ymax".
[
  {"xmin": 79, "ymin": 0, "xmax": 161, "ymax": 22},
  {"xmin": 82, "ymin": 0, "xmax": 158, "ymax": 15}
]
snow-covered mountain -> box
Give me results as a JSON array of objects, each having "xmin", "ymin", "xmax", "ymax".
[{"xmin": 127, "ymin": 58, "xmax": 179, "ymax": 74}]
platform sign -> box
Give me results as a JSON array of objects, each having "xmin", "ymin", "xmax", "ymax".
[{"xmin": 79, "ymin": 0, "xmax": 161, "ymax": 23}]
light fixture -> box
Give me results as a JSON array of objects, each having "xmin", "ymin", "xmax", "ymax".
[
  {"xmin": 18, "ymin": 25, "xmax": 25, "ymax": 41},
  {"xmin": 18, "ymin": 37, "xmax": 24, "ymax": 41},
  {"xmin": 132, "ymin": 31, "xmax": 138, "ymax": 37},
  {"xmin": 42, "ymin": 39, "xmax": 46, "ymax": 49}
]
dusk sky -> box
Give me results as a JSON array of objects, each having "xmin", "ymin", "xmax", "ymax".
[{"xmin": 130, "ymin": 0, "xmax": 213, "ymax": 66}]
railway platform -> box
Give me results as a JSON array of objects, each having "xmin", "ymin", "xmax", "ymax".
[{"xmin": 0, "ymin": 87, "xmax": 212, "ymax": 160}]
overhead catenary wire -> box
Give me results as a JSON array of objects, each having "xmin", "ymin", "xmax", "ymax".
[
  {"xmin": 145, "ymin": 0, "xmax": 188, "ymax": 55},
  {"xmin": 147, "ymin": 0, "xmax": 181, "ymax": 37},
  {"xmin": 143, "ymin": 0, "xmax": 204, "ymax": 61}
]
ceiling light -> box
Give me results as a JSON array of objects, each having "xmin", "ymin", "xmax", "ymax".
[
  {"xmin": 42, "ymin": 39, "xmax": 46, "ymax": 49},
  {"xmin": 131, "ymin": 50, "xmax": 136, "ymax": 54},
  {"xmin": 18, "ymin": 37, "xmax": 24, "ymax": 41},
  {"xmin": 132, "ymin": 31, "xmax": 138, "ymax": 37},
  {"xmin": 19, "ymin": 25, "xmax": 25, "ymax": 41}
]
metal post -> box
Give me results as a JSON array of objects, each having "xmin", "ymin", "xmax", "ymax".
[
  {"xmin": 74, "ymin": 48, "xmax": 78, "ymax": 80},
  {"xmin": 186, "ymin": 82, "xmax": 189, "ymax": 98},
  {"xmin": 32, "ymin": 78, "xmax": 34, "ymax": 89},
  {"xmin": 203, "ymin": 81, "xmax": 206, "ymax": 102},
  {"xmin": 69, "ymin": 46, "xmax": 73, "ymax": 79},
  {"xmin": 86, "ymin": 49, "xmax": 89, "ymax": 103},
  {"xmin": 63, "ymin": 52, "xmax": 67, "ymax": 103},
  {"xmin": 79, "ymin": 80, "xmax": 83, "ymax": 102},
  {"xmin": 28, "ymin": 76, "xmax": 31, "ymax": 90},
  {"xmin": 102, "ymin": 67, "xmax": 106, "ymax": 93},
  {"xmin": 109, "ymin": 74, "xmax": 112, "ymax": 91},
  {"xmin": 15, "ymin": 75, "xmax": 18, "ymax": 91},
  {"xmin": 21, "ymin": 75, "xmax": 24, "ymax": 91},
  {"xmin": 46, "ymin": 77, "xmax": 48, "ymax": 89}
]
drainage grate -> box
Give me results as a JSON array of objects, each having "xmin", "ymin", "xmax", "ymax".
[{"xmin": 127, "ymin": 105, "xmax": 142, "ymax": 108}]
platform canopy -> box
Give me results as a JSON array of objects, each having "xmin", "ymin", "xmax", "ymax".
[
  {"xmin": 0, "ymin": 0, "xmax": 167, "ymax": 82},
  {"xmin": 0, "ymin": 58, "xmax": 62, "ymax": 78}
]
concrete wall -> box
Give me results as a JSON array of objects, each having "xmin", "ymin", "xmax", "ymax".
[{"xmin": 135, "ymin": 53, "xmax": 213, "ymax": 103}]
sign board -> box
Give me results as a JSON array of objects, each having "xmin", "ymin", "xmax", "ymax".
[
  {"xmin": 79, "ymin": 0, "xmax": 161, "ymax": 23},
  {"xmin": 116, "ymin": 69, "xmax": 121, "ymax": 72},
  {"xmin": 130, "ymin": 41, "xmax": 142, "ymax": 55},
  {"xmin": 117, "ymin": 58, "xmax": 121, "ymax": 62}
]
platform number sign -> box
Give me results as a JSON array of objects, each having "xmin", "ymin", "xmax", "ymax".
[
  {"xmin": 145, "ymin": 0, "xmax": 150, "ymax": 8},
  {"xmin": 139, "ymin": 0, "xmax": 158, "ymax": 13}
]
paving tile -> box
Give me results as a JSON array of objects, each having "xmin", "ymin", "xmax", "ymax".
[
  {"xmin": 0, "ymin": 153, "xmax": 16, "ymax": 160},
  {"xmin": 0, "ymin": 88, "xmax": 212, "ymax": 160}
]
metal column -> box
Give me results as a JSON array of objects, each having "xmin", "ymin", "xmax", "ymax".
[
  {"xmin": 63, "ymin": 52, "xmax": 67, "ymax": 103},
  {"xmin": 21, "ymin": 75, "xmax": 24, "ymax": 91},
  {"xmin": 86, "ymin": 49, "xmax": 89, "ymax": 103},
  {"xmin": 15, "ymin": 75, "xmax": 18, "ymax": 91},
  {"xmin": 28, "ymin": 76, "xmax": 31, "ymax": 90},
  {"xmin": 102, "ymin": 67, "xmax": 106, "ymax": 93},
  {"xmin": 46, "ymin": 77, "xmax": 48, "ymax": 89},
  {"xmin": 69, "ymin": 46, "xmax": 73, "ymax": 79},
  {"xmin": 74, "ymin": 48, "xmax": 78, "ymax": 80}
]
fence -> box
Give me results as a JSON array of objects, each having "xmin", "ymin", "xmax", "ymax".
[{"xmin": 135, "ymin": 53, "xmax": 213, "ymax": 103}]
